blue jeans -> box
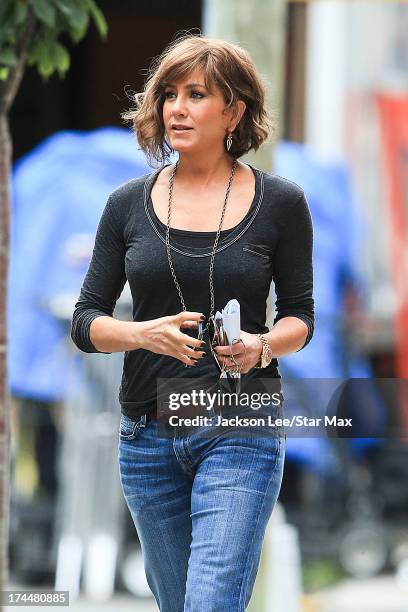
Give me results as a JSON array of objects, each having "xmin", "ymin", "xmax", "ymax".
[{"xmin": 118, "ymin": 402, "xmax": 285, "ymax": 612}]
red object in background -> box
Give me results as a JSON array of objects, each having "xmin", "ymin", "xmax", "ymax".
[{"xmin": 376, "ymin": 93, "xmax": 408, "ymax": 434}]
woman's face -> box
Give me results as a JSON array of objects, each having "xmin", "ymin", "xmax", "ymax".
[{"xmin": 162, "ymin": 67, "xmax": 237, "ymax": 155}]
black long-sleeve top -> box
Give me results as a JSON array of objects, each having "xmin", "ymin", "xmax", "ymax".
[{"xmin": 71, "ymin": 164, "xmax": 314, "ymax": 418}]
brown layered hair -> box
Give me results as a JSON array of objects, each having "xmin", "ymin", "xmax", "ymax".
[{"xmin": 122, "ymin": 33, "xmax": 276, "ymax": 166}]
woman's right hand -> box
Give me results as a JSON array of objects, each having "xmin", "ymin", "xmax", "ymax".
[{"xmin": 137, "ymin": 311, "xmax": 207, "ymax": 366}]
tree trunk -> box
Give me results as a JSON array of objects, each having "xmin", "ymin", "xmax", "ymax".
[
  {"xmin": 0, "ymin": 110, "xmax": 11, "ymax": 610},
  {"xmin": 0, "ymin": 13, "xmax": 36, "ymax": 603}
]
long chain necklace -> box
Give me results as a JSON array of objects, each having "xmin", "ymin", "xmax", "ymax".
[{"xmin": 165, "ymin": 158, "xmax": 238, "ymax": 335}]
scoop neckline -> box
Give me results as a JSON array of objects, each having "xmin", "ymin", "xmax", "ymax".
[{"xmin": 147, "ymin": 162, "xmax": 261, "ymax": 237}]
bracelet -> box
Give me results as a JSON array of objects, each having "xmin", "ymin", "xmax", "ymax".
[
  {"xmin": 254, "ymin": 334, "xmax": 264, "ymax": 368},
  {"xmin": 255, "ymin": 333, "xmax": 273, "ymax": 368}
]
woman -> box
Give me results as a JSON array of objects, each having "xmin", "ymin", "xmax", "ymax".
[{"xmin": 71, "ymin": 34, "xmax": 314, "ymax": 611}]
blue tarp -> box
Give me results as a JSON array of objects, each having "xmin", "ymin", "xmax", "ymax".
[
  {"xmin": 274, "ymin": 140, "xmax": 370, "ymax": 379},
  {"xmin": 9, "ymin": 127, "xmax": 151, "ymax": 401},
  {"xmin": 274, "ymin": 141, "xmax": 386, "ymax": 464}
]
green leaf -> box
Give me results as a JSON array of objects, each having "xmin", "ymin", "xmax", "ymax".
[
  {"xmin": 0, "ymin": 67, "xmax": 10, "ymax": 81},
  {"xmin": 14, "ymin": 0, "xmax": 29, "ymax": 25},
  {"xmin": 65, "ymin": 4, "xmax": 89, "ymax": 43},
  {"xmin": 28, "ymin": 37, "xmax": 70, "ymax": 79},
  {"xmin": 0, "ymin": 28, "xmax": 15, "ymax": 48},
  {"xmin": 0, "ymin": 48, "xmax": 18, "ymax": 67},
  {"xmin": 69, "ymin": 25, "xmax": 87, "ymax": 44},
  {"xmin": 28, "ymin": 37, "xmax": 55, "ymax": 78},
  {"xmin": 54, "ymin": 42, "xmax": 70, "ymax": 75},
  {"xmin": 38, "ymin": 62, "xmax": 53, "ymax": 78},
  {"xmin": 30, "ymin": 0, "xmax": 56, "ymax": 28},
  {"xmin": 0, "ymin": 1, "xmax": 13, "ymax": 27},
  {"xmin": 85, "ymin": 0, "xmax": 107, "ymax": 38},
  {"xmin": 53, "ymin": 0, "xmax": 73, "ymax": 16},
  {"xmin": 65, "ymin": 5, "xmax": 88, "ymax": 31}
]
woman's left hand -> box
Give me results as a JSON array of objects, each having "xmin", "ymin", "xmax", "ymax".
[{"xmin": 213, "ymin": 330, "xmax": 262, "ymax": 374}]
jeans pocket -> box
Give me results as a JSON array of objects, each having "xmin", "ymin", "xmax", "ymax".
[{"xmin": 119, "ymin": 413, "xmax": 146, "ymax": 441}]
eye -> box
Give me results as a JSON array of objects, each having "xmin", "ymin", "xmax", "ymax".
[{"xmin": 163, "ymin": 90, "xmax": 205, "ymax": 100}]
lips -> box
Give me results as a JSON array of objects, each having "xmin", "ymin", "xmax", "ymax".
[{"xmin": 171, "ymin": 125, "xmax": 192, "ymax": 131}]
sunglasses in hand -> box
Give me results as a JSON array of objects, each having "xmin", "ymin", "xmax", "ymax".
[{"xmin": 193, "ymin": 317, "xmax": 247, "ymax": 394}]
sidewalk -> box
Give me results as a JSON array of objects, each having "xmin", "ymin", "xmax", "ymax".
[
  {"xmin": 6, "ymin": 574, "xmax": 407, "ymax": 611},
  {"xmin": 306, "ymin": 574, "xmax": 408, "ymax": 612}
]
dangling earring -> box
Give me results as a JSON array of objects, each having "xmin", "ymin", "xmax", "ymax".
[{"xmin": 226, "ymin": 132, "xmax": 233, "ymax": 152}]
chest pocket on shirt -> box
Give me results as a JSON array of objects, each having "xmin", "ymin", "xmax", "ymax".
[
  {"xmin": 240, "ymin": 243, "xmax": 273, "ymax": 291},
  {"xmin": 242, "ymin": 243, "xmax": 272, "ymax": 261}
]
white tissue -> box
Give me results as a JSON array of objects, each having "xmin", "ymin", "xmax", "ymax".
[{"xmin": 221, "ymin": 299, "xmax": 241, "ymax": 345}]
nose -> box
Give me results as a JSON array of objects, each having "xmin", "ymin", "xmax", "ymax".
[{"xmin": 170, "ymin": 94, "xmax": 188, "ymax": 116}]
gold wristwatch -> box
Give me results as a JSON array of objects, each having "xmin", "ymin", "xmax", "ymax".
[{"xmin": 254, "ymin": 334, "xmax": 273, "ymax": 368}]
